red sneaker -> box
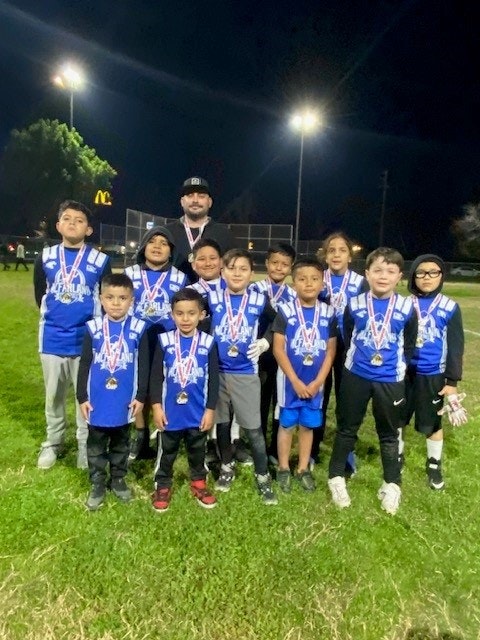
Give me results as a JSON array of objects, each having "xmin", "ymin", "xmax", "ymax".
[
  {"xmin": 190, "ymin": 480, "xmax": 217, "ymax": 509},
  {"xmin": 152, "ymin": 487, "xmax": 171, "ymax": 512}
]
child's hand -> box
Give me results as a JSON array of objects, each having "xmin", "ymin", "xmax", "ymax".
[
  {"xmin": 80, "ymin": 401, "xmax": 92, "ymax": 422},
  {"xmin": 292, "ymin": 379, "xmax": 312, "ymax": 399},
  {"xmin": 152, "ymin": 404, "xmax": 168, "ymax": 431},
  {"xmin": 437, "ymin": 393, "xmax": 468, "ymax": 427},
  {"xmin": 129, "ymin": 400, "xmax": 144, "ymax": 417},
  {"xmin": 305, "ymin": 380, "xmax": 322, "ymax": 396},
  {"xmin": 199, "ymin": 409, "xmax": 215, "ymax": 432}
]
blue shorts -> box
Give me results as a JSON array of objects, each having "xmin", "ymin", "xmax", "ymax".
[{"xmin": 279, "ymin": 407, "xmax": 322, "ymax": 429}]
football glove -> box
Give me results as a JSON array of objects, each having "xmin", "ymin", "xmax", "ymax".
[
  {"xmin": 437, "ymin": 393, "xmax": 468, "ymax": 427},
  {"xmin": 247, "ymin": 338, "xmax": 270, "ymax": 363}
]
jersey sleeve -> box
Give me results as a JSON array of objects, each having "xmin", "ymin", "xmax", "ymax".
[
  {"xmin": 149, "ymin": 342, "xmax": 166, "ymax": 404},
  {"xmin": 76, "ymin": 332, "xmax": 93, "ymax": 404},
  {"xmin": 445, "ymin": 305, "xmax": 464, "ymax": 384},
  {"xmin": 33, "ymin": 254, "xmax": 47, "ymax": 307},
  {"xmin": 135, "ymin": 331, "xmax": 150, "ymax": 403},
  {"xmin": 206, "ymin": 342, "xmax": 220, "ymax": 409},
  {"xmin": 271, "ymin": 309, "xmax": 288, "ymax": 335}
]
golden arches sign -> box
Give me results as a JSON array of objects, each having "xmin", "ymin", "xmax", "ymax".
[{"xmin": 94, "ymin": 190, "xmax": 112, "ymax": 206}]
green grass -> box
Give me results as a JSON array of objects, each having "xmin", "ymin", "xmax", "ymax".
[{"xmin": 1, "ymin": 271, "xmax": 479, "ymax": 640}]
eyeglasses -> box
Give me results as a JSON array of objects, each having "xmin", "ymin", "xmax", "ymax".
[{"xmin": 414, "ymin": 269, "xmax": 442, "ymax": 279}]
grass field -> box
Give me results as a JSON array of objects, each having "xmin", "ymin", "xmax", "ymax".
[{"xmin": 0, "ymin": 272, "xmax": 479, "ymax": 640}]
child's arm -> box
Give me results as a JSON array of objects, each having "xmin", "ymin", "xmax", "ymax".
[
  {"xmin": 130, "ymin": 331, "xmax": 149, "ymax": 417},
  {"xmin": 149, "ymin": 342, "xmax": 168, "ymax": 430},
  {"xmin": 200, "ymin": 342, "xmax": 220, "ymax": 431},
  {"xmin": 33, "ymin": 255, "xmax": 47, "ymax": 308},
  {"xmin": 403, "ymin": 309, "xmax": 418, "ymax": 367},
  {"xmin": 76, "ymin": 332, "xmax": 94, "ymax": 421},
  {"xmin": 273, "ymin": 332, "xmax": 312, "ymax": 399},
  {"xmin": 441, "ymin": 305, "xmax": 464, "ymax": 394},
  {"xmin": 306, "ymin": 336, "xmax": 337, "ymax": 397}
]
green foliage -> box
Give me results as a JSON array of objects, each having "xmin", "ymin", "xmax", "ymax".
[
  {"xmin": 451, "ymin": 202, "xmax": 480, "ymax": 260},
  {"xmin": 0, "ymin": 274, "xmax": 479, "ymax": 640},
  {"xmin": 0, "ymin": 119, "xmax": 116, "ymax": 234}
]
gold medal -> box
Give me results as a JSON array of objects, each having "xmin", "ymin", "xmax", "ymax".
[
  {"xmin": 61, "ymin": 292, "xmax": 72, "ymax": 302},
  {"xmin": 303, "ymin": 353, "xmax": 314, "ymax": 366},
  {"xmin": 106, "ymin": 377, "xmax": 118, "ymax": 390},
  {"xmin": 228, "ymin": 345, "xmax": 239, "ymax": 357},
  {"xmin": 188, "ymin": 252, "xmax": 194, "ymax": 263},
  {"xmin": 415, "ymin": 336, "xmax": 424, "ymax": 348},
  {"xmin": 371, "ymin": 353, "xmax": 383, "ymax": 366},
  {"xmin": 145, "ymin": 305, "xmax": 156, "ymax": 316},
  {"xmin": 176, "ymin": 391, "xmax": 189, "ymax": 405}
]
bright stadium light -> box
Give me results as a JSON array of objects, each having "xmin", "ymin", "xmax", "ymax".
[{"xmin": 53, "ymin": 63, "xmax": 84, "ymax": 129}]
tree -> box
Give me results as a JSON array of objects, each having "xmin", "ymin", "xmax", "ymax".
[
  {"xmin": 451, "ymin": 202, "xmax": 480, "ymax": 260},
  {"xmin": 0, "ymin": 119, "xmax": 116, "ymax": 235}
]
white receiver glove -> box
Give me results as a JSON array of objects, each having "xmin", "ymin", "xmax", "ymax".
[
  {"xmin": 247, "ymin": 338, "xmax": 270, "ymax": 363},
  {"xmin": 437, "ymin": 393, "xmax": 468, "ymax": 427}
]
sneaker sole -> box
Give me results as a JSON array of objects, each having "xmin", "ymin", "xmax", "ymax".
[
  {"xmin": 112, "ymin": 493, "xmax": 132, "ymax": 503},
  {"xmin": 214, "ymin": 484, "xmax": 232, "ymax": 493},
  {"xmin": 378, "ymin": 491, "xmax": 400, "ymax": 515},
  {"xmin": 262, "ymin": 497, "xmax": 278, "ymax": 506},
  {"xmin": 152, "ymin": 504, "xmax": 170, "ymax": 513},
  {"xmin": 195, "ymin": 498, "xmax": 217, "ymax": 509},
  {"xmin": 37, "ymin": 460, "xmax": 57, "ymax": 470},
  {"xmin": 86, "ymin": 499, "xmax": 105, "ymax": 511},
  {"xmin": 429, "ymin": 481, "xmax": 445, "ymax": 490}
]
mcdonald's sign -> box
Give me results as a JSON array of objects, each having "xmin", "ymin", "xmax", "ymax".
[{"xmin": 94, "ymin": 190, "xmax": 113, "ymax": 206}]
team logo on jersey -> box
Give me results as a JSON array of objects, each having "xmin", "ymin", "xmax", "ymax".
[
  {"xmin": 359, "ymin": 313, "xmax": 394, "ymax": 350},
  {"xmin": 168, "ymin": 352, "xmax": 203, "ymax": 386},
  {"xmin": 418, "ymin": 313, "xmax": 440, "ymax": 343},
  {"xmin": 137, "ymin": 289, "xmax": 171, "ymax": 320},
  {"xmin": 51, "ymin": 269, "xmax": 90, "ymax": 304},
  {"xmin": 290, "ymin": 324, "xmax": 325, "ymax": 358},
  {"xmin": 94, "ymin": 333, "xmax": 133, "ymax": 372},
  {"xmin": 215, "ymin": 312, "xmax": 251, "ymax": 344}
]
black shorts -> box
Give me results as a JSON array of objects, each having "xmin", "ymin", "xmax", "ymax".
[{"xmin": 404, "ymin": 371, "xmax": 444, "ymax": 435}]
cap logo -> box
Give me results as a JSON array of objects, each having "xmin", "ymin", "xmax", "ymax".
[{"xmin": 191, "ymin": 178, "xmax": 201, "ymax": 185}]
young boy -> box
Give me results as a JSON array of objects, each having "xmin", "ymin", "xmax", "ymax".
[
  {"xmin": 328, "ymin": 247, "xmax": 417, "ymax": 515},
  {"xmin": 150, "ymin": 288, "xmax": 219, "ymax": 512},
  {"xmin": 250, "ymin": 243, "xmax": 296, "ymax": 464},
  {"xmin": 125, "ymin": 226, "xmax": 188, "ymax": 459},
  {"xmin": 399, "ymin": 254, "xmax": 465, "ymax": 489},
  {"xmin": 273, "ymin": 259, "xmax": 336, "ymax": 492},
  {"xmin": 34, "ymin": 200, "xmax": 111, "ymax": 470},
  {"xmin": 188, "ymin": 238, "xmax": 225, "ymax": 297},
  {"xmin": 77, "ymin": 274, "xmax": 149, "ymax": 510},
  {"xmin": 207, "ymin": 248, "xmax": 278, "ymax": 505}
]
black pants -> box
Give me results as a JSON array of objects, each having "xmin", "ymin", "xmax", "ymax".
[
  {"xmin": 154, "ymin": 429, "xmax": 207, "ymax": 488},
  {"xmin": 87, "ymin": 424, "xmax": 130, "ymax": 485},
  {"xmin": 328, "ymin": 369, "xmax": 404, "ymax": 484},
  {"xmin": 217, "ymin": 423, "xmax": 268, "ymax": 476},
  {"xmin": 259, "ymin": 351, "xmax": 279, "ymax": 457}
]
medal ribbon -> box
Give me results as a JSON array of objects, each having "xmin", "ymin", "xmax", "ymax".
[
  {"xmin": 324, "ymin": 269, "xmax": 349, "ymax": 310},
  {"xmin": 103, "ymin": 316, "xmax": 125, "ymax": 375},
  {"xmin": 181, "ymin": 217, "xmax": 210, "ymax": 251},
  {"xmin": 412, "ymin": 294, "xmax": 442, "ymax": 330},
  {"xmin": 366, "ymin": 292, "xmax": 395, "ymax": 352},
  {"xmin": 224, "ymin": 291, "xmax": 248, "ymax": 341},
  {"xmin": 174, "ymin": 330, "xmax": 199, "ymax": 389},
  {"xmin": 266, "ymin": 279, "xmax": 286, "ymax": 309},
  {"xmin": 59, "ymin": 244, "xmax": 86, "ymax": 289},
  {"xmin": 141, "ymin": 270, "xmax": 167, "ymax": 303},
  {"xmin": 295, "ymin": 299, "xmax": 320, "ymax": 352}
]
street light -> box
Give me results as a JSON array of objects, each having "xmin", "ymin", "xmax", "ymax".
[
  {"xmin": 53, "ymin": 64, "xmax": 84, "ymax": 129},
  {"xmin": 290, "ymin": 109, "xmax": 322, "ymax": 254}
]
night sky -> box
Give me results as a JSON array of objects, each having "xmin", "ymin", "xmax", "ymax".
[{"xmin": 0, "ymin": 0, "xmax": 479, "ymax": 257}]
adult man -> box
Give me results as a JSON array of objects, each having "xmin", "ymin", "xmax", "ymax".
[
  {"xmin": 168, "ymin": 177, "xmax": 237, "ymax": 281},
  {"xmin": 15, "ymin": 240, "xmax": 29, "ymax": 271}
]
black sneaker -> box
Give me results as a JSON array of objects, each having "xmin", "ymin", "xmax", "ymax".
[
  {"xmin": 215, "ymin": 465, "xmax": 235, "ymax": 492},
  {"xmin": 296, "ymin": 470, "xmax": 316, "ymax": 492},
  {"xmin": 256, "ymin": 473, "xmax": 278, "ymax": 505},
  {"xmin": 86, "ymin": 484, "xmax": 106, "ymax": 511},
  {"xmin": 426, "ymin": 457, "xmax": 445, "ymax": 490},
  {"xmin": 277, "ymin": 469, "xmax": 292, "ymax": 493},
  {"xmin": 111, "ymin": 478, "xmax": 133, "ymax": 502},
  {"xmin": 233, "ymin": 439, "xmax": 253, "ymax": 466}
]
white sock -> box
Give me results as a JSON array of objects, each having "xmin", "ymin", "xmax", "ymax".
[
  {"xmin": 397, "ymin": 428, "xmax": 405, "ymax": 455},
  {"xmin": 427, "ymin": 438, "xmax": 443, "ymax": 461},
  {"xmin": 231, "ymin": 415, "xmax": 240, "ymax": 441}
]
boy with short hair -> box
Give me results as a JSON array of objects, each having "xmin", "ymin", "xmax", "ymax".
[
  {"xmin": 188, "ymin": 238, "xmax": 225, "ymax": 297},
  {"xmin": 150, "ymin": 288, "xmax": 219, "ymax": 512},
  {"xmin": 399, "ymin": 254, "xmax": 465, "ymax": 490},
  {"xmin": 328, "ymin": 247, "xmax": 417, "ymax": 515},
  {"xmin": 273, "ymin": 259, "xmax": 336, "ymax": 492},
  {"xmin": 34, "ymin": 200, "xmax": 111, "ymax": 470},
  {"xmin": 125, "ymin": 226, "xmax": 188, "ymax": 459},
  {"xmin": 77, "ymin": 274, "xmax": 149, "ymax": 510},
  {"xmin": 250, "ymin": 243, "xmax": 296, "ymax": 463},
  {"xmin": 207, "ymin": 248, "xmax": 278, "ymax": 505}
]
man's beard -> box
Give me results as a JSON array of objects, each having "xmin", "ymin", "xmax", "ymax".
[{"xmin": 183, "ymin": 207, "xmax": 209, "ymax": 222}]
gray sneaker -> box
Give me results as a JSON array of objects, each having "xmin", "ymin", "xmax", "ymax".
[
  {"xmin": 86, "ymin": 484, "xmax": 106, "ymax": 511},
  {"xmin": 296, "ymin": 470, "xmax": 316, "ymax": 492},
  {"xmin": 256, "ymin": 473, "xmax": 278, "ymax": 505},
  {"xmin": 110, "ymin": 478, "xmax": 133, "ymax": 503},
  {"xmin": 215, "ymin": 465, "xmax": 235, "ymax": 492},
  {"xmin": 77, "ymin": 444, "xmax": 88, "ymax": 470},
  {"xmin": 37, "ymin": 443, "xmax": 61, "ymax": 469},
  {"xmin": 277, "ymin": 468, "xmax": 292, "ymax": 493}
]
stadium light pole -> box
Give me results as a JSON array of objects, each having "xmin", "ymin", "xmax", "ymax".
[
  {"xmin": 290, "ymin": 110, "xmax": 321, "ymax": 255},
  {"xmin": 53, "ymin": 64, "xmax": 84, "ymax": 129}
]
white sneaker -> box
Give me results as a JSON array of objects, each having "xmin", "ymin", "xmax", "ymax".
[
  {"xmin": 378, "ymin": 482, "xmax": 401, "ymax": 515},
  {"xmin": 37, "ymin": 444, "xmax": 59, "ymax": 469},
  {"xmin": 328, "ymin": 476, "xmax": 351, "ymax": 508}
]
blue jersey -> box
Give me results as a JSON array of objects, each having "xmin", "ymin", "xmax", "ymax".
[
  {"xmin": 344, "ymin": 292, "xmax": 414, "ymax": 383},
  {"xmin": 250, "ymin": 278, "xmax": 296, "ymax": 311},
  {"xmin": 158, "ymin": 330, "xmax": 216, "ymax": 430},
  {"xmin": 39, "ymin": 244, "xmax": 108, "ymax": 356},
  {"xmin": 188, "ymin": 277, "xmax": 226, "ymax": 300},
  {"xmin": 208, "ymin": 289, "xmax": 271, "ymax": 374},
  {"xmin": 84, "ymin": 316, "xmax": 147, "ymax": 427},
  {"xmin": 410, "ymin": 294, "xmax": 460, "ymax": 376},
  {"xmin": 319, "ymin": 269, "xmax": 366, "ymax": 337},
  {"xmin": 125, "ymin": 264, "xmax": 187, "ymax": 332},
  {"xmin": 273, "ymin": 300, "xmax": 336, "ymax": 410}
]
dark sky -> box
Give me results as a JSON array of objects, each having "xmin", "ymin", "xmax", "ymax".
[{"xmin": 0, "ymin": 0, "xmax": 479, "ymax": 257}]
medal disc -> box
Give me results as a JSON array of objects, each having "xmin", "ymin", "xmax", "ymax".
[
  {"xmin": 61, "ymin": 292, "xmax": 72, "ymax": 302},
  {"xmin": 303, "ymin": 353, "xmax": 314, "ymax": 366},
  {"xmin": 415, "ymin": 337, "xmax": 424, "ymax": 348},
  {"xmin": 228, "ymin": 345, "xmax": 239, "ymax": 357},
  {"xmin": 176, "ymin": 391, "xmax": 189, "ymax": 405},
  {"xmin": 106, "ymin": 377, "xmax": 118, "ymax": 390},
  {"xmin": 371, "ymin": 353, "xmax": 383, "ymax": 366}
]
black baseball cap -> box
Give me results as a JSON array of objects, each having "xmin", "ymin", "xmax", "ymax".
[{"xmin": 181, "ymin": 177, "xmax": 211, "ymax": 196}]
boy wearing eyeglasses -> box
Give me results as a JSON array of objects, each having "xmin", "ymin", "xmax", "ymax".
[{"xmin": 398, "ymin": 254, "xmax": 465, "ymax": 490}]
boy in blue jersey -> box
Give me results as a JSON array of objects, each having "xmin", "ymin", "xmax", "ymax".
[
  {"xmin": 328, "ymin": 247, "xmax": 417, "ymax": 515},
  {"xmin": 399, "ymin": 254, "xmax": 465, "ymax": 490},
  {"xmin": 77, "ymin": 274, "xmax": 149, "ymax": 510},
  {"xmin": 312, "ymin": 232, "xmax": 368, "ymax": 470},
  {"xmin": 189, "ymin": 238, "xmax": 225, "ymax": 297},
  {"xmin": 273, "ymin": 259, "xmax": 336, "ymax": 492},
  {"xmin": 125, "ymin": 226, "xmax": 188, "ymax": 460},
  {"xmin": 34, "ymin": 200, "xmax": 111, "ymax": 470},
  {"xmin": 250, "ymin": 243, "xmax": 296, "ymax": 464},
  {"xmin": 150, "ymin": 288, "xmax": 219, "ymax": 512},
  {"xmin": 207, "ymin": 248, "xmax": 278, "ymax": 505}
]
